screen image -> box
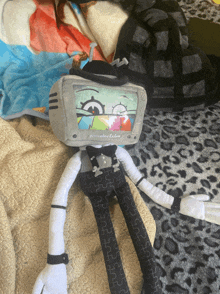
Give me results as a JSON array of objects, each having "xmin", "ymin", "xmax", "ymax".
[{"xmin": 75, "ymin": 86, "xmax": 137, "ymax": 132}]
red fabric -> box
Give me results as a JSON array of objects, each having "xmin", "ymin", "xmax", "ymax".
[{"xmin": 29, "ymin": 0, "xmax": 106, "ymax": 60}]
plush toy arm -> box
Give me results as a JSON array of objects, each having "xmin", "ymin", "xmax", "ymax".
[
  {"xmin": 116, "ymin": 147, "xmax": 220, "ymax": 225},
  {"xmin": 32, "ymin": 151, "xmax": 81, "ymax": 294},
  {"xmin": 180, "ymin": 195, "xmax": 220, "ymax": 225},
  {"xmin": 48, "ymin": 150, "xmax": 81, "ymax": 255},
  {"xmin": 32, "ymin": 264, "xmax": 68, "ymax": 294},
  {"xmin": 116, "ymin": 146, "xmax": 174, "ymax": 209}
]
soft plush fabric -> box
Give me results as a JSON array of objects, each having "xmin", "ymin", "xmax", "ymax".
[
  {"xmin": 0, "ymin": 116, "xmax": 156, "ymax": 294},
  {"xmin": 178, "ymin": 0, "xmax": 220, "ymax": 24},
  {"xmin": 1, "ymin": 1, "xmax": 220, "ymax": 293},
  {"xmin": 114, "ymin": 0, "xmax": 219, "ymax": 111},
  {"xmin": 126, "ymin": 101, "xmax": 220, "ymax": 293},
  {"xmin": 0, "ymin": 0, "xmax": 106, "ymax": 120},
  {"xmin": 1, "ymin": 0, "xmax": 219, "ymax": 120}
]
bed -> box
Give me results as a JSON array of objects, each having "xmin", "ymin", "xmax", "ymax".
[{"xmin": 0, "ymin": 1, "xmax": 220, "ymax": 293}]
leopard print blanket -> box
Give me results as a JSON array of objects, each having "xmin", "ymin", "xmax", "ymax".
[
  {"xmin": 126, "ymin": 101, "xmax": 220, "ymax": 293},
  {"xmin": 179, "ymin": 0, "xmax": 220, "ymax": 24}
]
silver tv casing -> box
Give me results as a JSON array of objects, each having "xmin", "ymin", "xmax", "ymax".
[{"xmin": 49, "ymin": 75, "xmax": 147, "ymax": 147}]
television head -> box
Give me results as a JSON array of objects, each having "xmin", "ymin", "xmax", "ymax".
[{"xmin": 49, "ymin": 74, "xmax": 147, "ymax": 147}]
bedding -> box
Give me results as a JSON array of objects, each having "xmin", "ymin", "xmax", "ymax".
[
  {"xmin": 0, "ymin": 116, "xmax": 156, "ymax": 294},
  {"xmin": 129, "ymin": 103, "xmax": 220, "ymax": 293},
  {"xmin": 0, "ymin": 1, "xmax": 220, "ymax": 294},
  {"xmin": 179, "ymin": 0, "xmax": 220, "ymax": 23}
]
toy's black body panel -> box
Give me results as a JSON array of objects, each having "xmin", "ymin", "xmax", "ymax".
[
  {"xmin": 79, "ymin": 146, "xmax": 162, "ymax": 294},
  {"xmin": 80, "ymin": 166, "xmax": 126, "ymax": 194}
]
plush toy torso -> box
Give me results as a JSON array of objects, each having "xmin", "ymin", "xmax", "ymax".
[
  {"xmin": 78, "ymin": 145, "xmax": 161, "ymax": 294},
  {"xmin": 79, "ymin": 146, "xmax": 127, "ymax": 195}
]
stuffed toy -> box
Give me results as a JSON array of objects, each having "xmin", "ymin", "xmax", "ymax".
[{"xmin": 32, "ymin": 44, "xmax": 220, "ymax": 294}]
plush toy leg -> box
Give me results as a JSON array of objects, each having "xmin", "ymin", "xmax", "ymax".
[
  {"xmin": 115, "ymin": 183, "xmax": 162, "ymax": 294},
  {"xmin": 88, "ymin": 191, "xmax": 130, "ymax": 294}
]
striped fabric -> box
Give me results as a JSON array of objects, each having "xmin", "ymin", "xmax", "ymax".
[{"xmin": 113, "ymin": 0, "xmax": 219, "ymax": 111}]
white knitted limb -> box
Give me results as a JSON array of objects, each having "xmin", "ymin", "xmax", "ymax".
[
  {"xmin": 116, "ymin": 147, "xmax": 220, "ymax": 225},
  {"xmin": 204, "ymin": 201, "xmax": 220, "ymax": 225},
  {"xmin": 49, "ymin": 150, "xmax": 81, "ymax": 254},
  {"xmin": 116, "ymin": 146, "xmax": 174, "ymax": 209},
  {"xmin": 32, "ymin": 151, "xmax": 81, "ymax": 294},
  {"xmin": 32, "ymin": 264, "xmax": 68, "ymax": 294},
  {"xmin": 180, "ymin": 195, "xmax": 220, "ymax": 225}
]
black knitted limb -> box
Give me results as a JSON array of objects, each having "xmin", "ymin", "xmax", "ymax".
[
  {"xmin": 115, "ymin": 183, "xmax": 162, "ymax": 294},
  {"xmin": 88, "ymin": 191, "xmax": 130, "ymax": 294}
]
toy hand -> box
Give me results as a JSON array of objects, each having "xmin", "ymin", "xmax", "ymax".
[
  {"xmin": 180, "ymin": 195, "xmax": 220, "ymax": 225},
  {"xmin": 32, "ymin": 264, "xmax": 68, "ymax": 294}
]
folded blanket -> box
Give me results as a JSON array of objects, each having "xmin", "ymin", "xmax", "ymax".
[
  {"xmin": 0, "ymin": 0, "xmax": 105, "ymax": 120},
  {"xmin": 0, "ymin": 116, "xmax": 156, "ymax": 294},
  {"xmin": 0, "ymin": 0, "xmax": 129, "ymax": 120},
  {"xmin": 1, "ymin": 0, "xmax": 219, "ymax": 121}
]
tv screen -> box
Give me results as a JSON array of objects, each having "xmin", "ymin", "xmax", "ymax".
[
  {"xmin": 49, "ymin": 76, "xmax": 147, "ymax": 147},
  {"xmin": 75, "ymin": 86, "xmax": 138, "ymax": 132}
]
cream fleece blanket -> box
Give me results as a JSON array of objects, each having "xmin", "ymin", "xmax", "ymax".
[{"xmin": 0, "ymin": 116, "xmax": 156, "ymax": 294}]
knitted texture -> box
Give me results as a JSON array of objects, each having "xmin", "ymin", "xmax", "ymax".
[
  {"xmin": 114, "ymin": 0, "xmax": 218, "ymax": 111},
  {"xmin": 69, "ymin": 0, "xmax": 219, "ymax": 111}
]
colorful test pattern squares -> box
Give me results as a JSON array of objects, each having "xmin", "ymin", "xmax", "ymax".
[{"xmin": 77, "ymin": 115, "xmax": 134, "ymax": 131}]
